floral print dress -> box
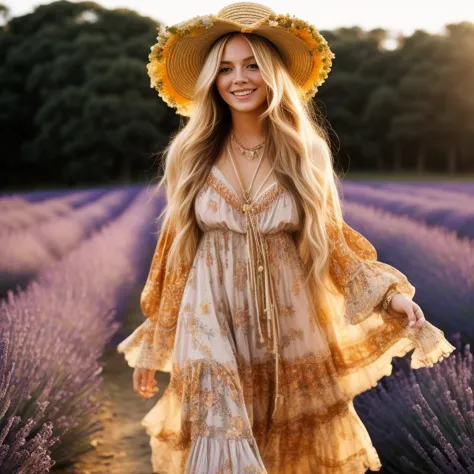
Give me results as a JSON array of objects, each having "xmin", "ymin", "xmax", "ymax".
[{"xmin": 117, "ymin": 164, "xmax": 455, "ymax": 474}]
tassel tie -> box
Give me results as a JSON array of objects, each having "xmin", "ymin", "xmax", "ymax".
[
  {"xmin": 242, "ymin": 202, "xmax": 284, "ymax": 420},
  {"xmin": 224, "ymin": 137, "xmax": 283, "ymax": 420}
]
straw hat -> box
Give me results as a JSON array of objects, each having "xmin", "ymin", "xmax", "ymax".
[{"xmin": 147, "ymin": 1, "xmax": 335, "ymax": 117}]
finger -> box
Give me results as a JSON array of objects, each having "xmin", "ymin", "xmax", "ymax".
[
  {"xmin": 147, "ymin": 370, "xmax": 155, "ymax": 387},
  {"xmin": 414, "ymin": 307, "xmax": 426, "ymax": 329},
  {"xmin": 135, "ymin": 369, "xmax": 150, "ymax": 396},
  {"xmin": 407, "ymin": 303, "xmax": 417, "ymax": 327},
  {"xmin": 416, "ymin": 316, "xmax": 426, "ymax": 329},
  {"xmin": 148, "ymin": 372, "xmax": 159, "ymax": 394},
  {"xmin": 145, "ymin": 371, "xmax": 158, "ymax": 394},
  {"xmin": 133, "ymin": 369, "xmax": 140, "ymax": 393}
]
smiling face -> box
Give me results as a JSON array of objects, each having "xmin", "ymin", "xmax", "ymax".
[{"xmin": 215, "ymin": 34, "xmax": 268, "ymax": 114}]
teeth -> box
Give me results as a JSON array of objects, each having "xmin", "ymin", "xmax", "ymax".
[{"xmin": 233, "ymin": 89, "xmax": 255, "ymax": 96}]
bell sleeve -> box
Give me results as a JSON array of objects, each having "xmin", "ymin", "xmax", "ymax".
[
  {"xmin": 117, "ymin": 220, "xmax": 192, "ymax": 372},
  {"xmin": 329, "ymin": 220, "xmax": 455, "ymax": 371},
  {"xmin": 329, "ymin": 220, "xmax": 417, "ymax": 325}
]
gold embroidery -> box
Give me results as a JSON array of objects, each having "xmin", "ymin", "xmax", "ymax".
[
  {"xmin": 215, "ymin": 297, "xmax": 232, "ymax": 338},
  {"xmin": 156, "ymin": 354, "xmax": 381, "ymax": 472},
  {"xmin": 207, "ymin": 171, "xmax": 241, "ymax": 211},
  {"xmin": 185, "ymin": 315, "xmax": 216, "ymax": 358},
  {"xmin": 207, "ymin": 170, "xmax": 285, "ymax": 215},
  {"xmin": 200, "ymin": 301, "xmax": 212, "ymax": 315},
  {"xmin": 243, "ymin": 465, "xmax": 265, "ymax": 474},
  {"xmin": 205, "ymin": 232, "xmax": 214, "ymax": 267},
  {"xmin": 166, "ymin": 360, "xmax": 251, "ymax": 445},
  {"xmin": 213, "ymin": 457, "xmax": 233, "ymax": 474},
  {"xmin": 329, "ymin": 221, "xmax": 416, "ymax": 324},
  {"xmin": 252, "ymin": 183, "xmax": 285, "ymax": 214},
  {"xmin": 276, "ymin": 303, "xmax": 297, "ymax": 319},
  {"xmin": 280, "ymin": 327, "xmax": 304, "ymax": 348},
  {"xmin": 208, "ymin": 199, "xmax": 218, "ymax": 212},
  {"xmin": 266, "ymin": 231, "xmax": 306, "ymax": 286},
  {"xmin": 233, "ymin": 300, "xmax": 252, "ymax": 336},
  {"xmin": 234, "ymin": 258, "xmax": 248, "ymax": 291},
  {"xmin": 291, "ymin": 275, "xmax": 302, "ymax": 296}
]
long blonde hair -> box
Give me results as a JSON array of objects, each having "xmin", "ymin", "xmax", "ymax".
[{"xmin": 151, "ymin": 32, "xmax": 346, "ymax": 316}]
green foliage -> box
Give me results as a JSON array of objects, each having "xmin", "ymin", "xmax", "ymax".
[
  {"xmin": 317, "ymin": 23, "xmax": 474, "ymax": 175},
  {"xmin": 1, "ymin": 2, "xmax": 473, "ymax": 188},
  {"xmin": 0, "ymin": 1, "xmax": 179, "ymax": 188}
]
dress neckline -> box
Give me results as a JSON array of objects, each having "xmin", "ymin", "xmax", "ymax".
[{"xmin": 211, "ymin": 164, "xmax": 279, "ymax": 204}]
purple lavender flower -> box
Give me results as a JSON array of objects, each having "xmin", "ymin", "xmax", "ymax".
[
  {"xmin": 0, "ymin": 187, "xmax": 141, "ymax": 297},
  {"xmin": 0, "ymin": 186, "xmax": 165, "ymax": 469},
  {"xmin": 342, "ymin": 182, "xmax": 474, "ymax": 240},
  {"xmin": 355, "ymin": 338, "xmax": 473, "ymax": 473}
]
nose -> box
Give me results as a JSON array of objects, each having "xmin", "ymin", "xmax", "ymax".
[{"xmin": 233, "ymin": 65, "xmax": 249, "ymax": 84}]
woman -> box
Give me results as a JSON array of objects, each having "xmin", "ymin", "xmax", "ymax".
[{"xmin": 117, "ymin": 3, "xmax": 455, "ymax": 473}]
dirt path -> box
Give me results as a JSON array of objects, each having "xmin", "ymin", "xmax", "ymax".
[{"xmin": 54, "ymin": 287, "xmax": 170, "ymax": 474}]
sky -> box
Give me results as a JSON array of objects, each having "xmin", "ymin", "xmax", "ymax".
[{"xmin": 6, "ymin": 0, "xmax": 474, "ymax": 39}]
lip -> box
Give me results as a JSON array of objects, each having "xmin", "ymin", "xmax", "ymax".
[{"xmin": 231, "ymin": 88, "xmax": 256, "ymax": 100}]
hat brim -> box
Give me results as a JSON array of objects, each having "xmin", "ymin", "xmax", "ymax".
[{"xmin": 147, "ymin": 13, "xmax": 335, "ymax": 117}]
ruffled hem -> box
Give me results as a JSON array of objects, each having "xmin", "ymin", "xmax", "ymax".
[
  {"xmin": 183, "ymin": 436, "xmax": 266, "ymax": 473},
  {"xmin": 138, "ymin": 359, "xmax": 385, "ymax": 474},
  {"xmin": 141, "ymin": 389, "xmax": 383, "ymax": 474},
  {"xmin": 261, "ymin": 400, "xmax": 382, "ymax": 474},
  {"xmin": 116, "ymin": 318, "xmax": 173, "ymax": 372},
  {"xmin": 335, "ymin": 320, "xmax": 456, "ymax": 399},
  {"xmin": 139, "ymin": 359, "xmax": 265, "ymax": 473},
  {"xmin": 134, "ymin": 319, "xmax": 455, "ymax": 473}
]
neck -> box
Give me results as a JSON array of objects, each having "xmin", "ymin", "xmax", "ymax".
[{"xmin": 229, "ymin": 108, "xmax": 268, "ymax": 144}]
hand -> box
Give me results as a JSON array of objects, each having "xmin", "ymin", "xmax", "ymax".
[
  {"xmin": 386, "ymin": 294, "xmax": 426, "ymax": 330},
  {"xmin": 133, "ymin": 367, "xmax": 159, "ymax": 399}
]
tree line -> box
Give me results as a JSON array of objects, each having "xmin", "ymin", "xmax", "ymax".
[{"xmin": 0, "ymin": 1, "xmax": 473, "ymax": 189}]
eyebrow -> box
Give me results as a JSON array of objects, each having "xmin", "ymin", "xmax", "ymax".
[{"xmin": 220, "ymin": 55, "xmax": 255, "ymax": 64}]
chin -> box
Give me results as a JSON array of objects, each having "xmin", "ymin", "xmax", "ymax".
[{"xmin": 229, "ymin": 97, "xmax": 267, "ymax": 112}]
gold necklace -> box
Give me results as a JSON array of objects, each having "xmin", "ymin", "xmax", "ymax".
[{"xmin": 231, "ymin": 129, "xmax": 266, "ymax": 161}]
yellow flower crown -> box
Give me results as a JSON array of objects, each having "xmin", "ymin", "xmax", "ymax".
[{"xmin": 146, "ymin": 3, "xmax": 335, "ymax": 117}]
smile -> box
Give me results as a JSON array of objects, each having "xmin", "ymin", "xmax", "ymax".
[{"xmin": 231, "ymin": 89, "xmax": 256, "ymax": 99}]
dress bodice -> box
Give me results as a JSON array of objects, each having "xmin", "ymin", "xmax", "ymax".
[{"xmin": 195, "ymin": 165, "xmax": 301, "ymax": 234}]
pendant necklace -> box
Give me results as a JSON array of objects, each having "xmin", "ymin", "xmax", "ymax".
[{"xmin": 231, "ymin": 129, "xmax": 266, "ymax": 161}]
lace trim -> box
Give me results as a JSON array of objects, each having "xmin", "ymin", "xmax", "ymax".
[{"xmin": 206, "ymin": 171, "xmax": 285, "ymax": 215}]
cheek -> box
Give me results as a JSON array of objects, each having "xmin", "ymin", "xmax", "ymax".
[
  {"xmin": 256, "ymin": 85, "xmax": 268, "ymax": 101},
  {"xmin": 253, "ymin": 71, "xmax": 265, "ymax": 86},
  {"xmin": 215, "ymin": 76, "xmax": 229, "ymax": 94}
]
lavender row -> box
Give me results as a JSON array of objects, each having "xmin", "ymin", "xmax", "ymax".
[
  {"xmin": 377, "ymin": 182, "xmax": 474, "ymax": 203},
  {"xmin": 346, "ymin": 180, "xmax": 474, "ymax": 195},
  {"xmin": 0, "ymin": 184, "xmax": 121, "ymax": 203},
  {"xmin": 343, "ymin": 201, "xmax": 474, "ymax": 344},
  {"xmin": 0, "ymin": 195, "xmax": 29, "ymax": 212},
  {"xmin": 0, "ymin": 188, "xmax": 107, "ymax": 234},
  {"xmin": 342, "ymin": 182, "xmax": 474, "ymax": 240},
  {"xmin": 0, "ymin": 187, "xmax": 140, "ymax": 297},
  {"xmin": 0, "ymin": 186, "xmax": 165, "ymax": 472},
  {"xmin": 354, "ymin": 337, "xmax": 473, "ymax": 473}
]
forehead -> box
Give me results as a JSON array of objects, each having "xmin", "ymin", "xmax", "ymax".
[{"xmin": 221, "ymin": 35, "xmax": 254, "ymax": 62}]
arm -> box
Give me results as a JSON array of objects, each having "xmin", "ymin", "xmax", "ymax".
[
  {"xmin": 117, "ymin": 220, "xmax": 191, "ymax": 371},
  {"xmin": 329, "ymin": 219, "xmax": 455, "ymax": 369},
  {"xmin": 329, "ymin": 220, "xmax": 415, "ymax": 325}
]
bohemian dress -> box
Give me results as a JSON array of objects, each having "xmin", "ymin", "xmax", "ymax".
[{"xmin": 117, "ymin": 160, "xmax": 455, "ymax": 474}]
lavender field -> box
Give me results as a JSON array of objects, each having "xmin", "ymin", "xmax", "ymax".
[{"xmin": 0, "ymin": 181, "xmax": 472, "ymax": 473}]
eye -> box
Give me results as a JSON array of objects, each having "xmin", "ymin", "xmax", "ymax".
[{"xmin": 218, "ymin": 63, "xmax": 259, "ymax": 73}]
